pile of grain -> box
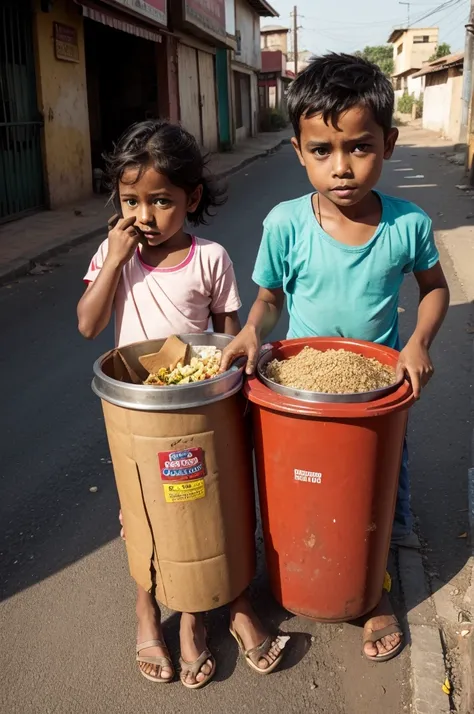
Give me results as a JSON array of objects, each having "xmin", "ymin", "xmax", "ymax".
[{"xmin": 264, "ymin": 347, "xmax": 396, "ymax": 394}]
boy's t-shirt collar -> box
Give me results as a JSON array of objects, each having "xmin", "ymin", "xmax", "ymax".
[{"xmin": 307, "ymin": 190, "xmax": 386, "ymax": 253}]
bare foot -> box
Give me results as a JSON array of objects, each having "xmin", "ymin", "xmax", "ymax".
[
  {"xmin": 136, "ymin": 586, "xmax": 173, "ymax": 681},
  {"xmin": 230, "ymin": 594, "xmax": 286, "ymax": 671},
  {"xmin": 363, "ymin": 591, "xmax": 403, "ymax": 659},
  {"xmin": 179, "ymin": 613, "xmax": 214, "ymax": 686}
]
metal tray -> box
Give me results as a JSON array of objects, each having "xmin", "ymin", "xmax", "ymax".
[{"xmin": 257, "ymin": 347, "xmax": 402, "ymax": 404}]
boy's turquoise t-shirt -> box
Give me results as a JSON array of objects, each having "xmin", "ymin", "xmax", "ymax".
[{"xmin": 252, "ymin": 192, "xmax": 439, "ymax": 349}]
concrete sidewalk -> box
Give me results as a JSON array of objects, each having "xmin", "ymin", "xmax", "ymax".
[{"xmin": 0, "ymin": 128, "xmax": 292, "ymax": 284}]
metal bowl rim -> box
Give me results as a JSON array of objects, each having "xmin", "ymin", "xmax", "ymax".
[
  {"xmin": 257, "ymin": 346, "xmax": 403, "ymax": 401},
  {"xmin": 91, "ymin": 376, "xmax": 244, "ymax": 411}
]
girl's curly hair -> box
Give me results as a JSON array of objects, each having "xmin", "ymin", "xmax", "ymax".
[{"xmin": 103, "ymin": 120, "xmax": 226, "ymax": 226}]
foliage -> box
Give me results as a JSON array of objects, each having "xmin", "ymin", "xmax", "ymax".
[
  {"xmin": 260, "ymin": 108, "xmax": 288, "ymax": 132},
  {"xmin": 429, "ymin": 43, "xmax": 451, "ymax": 62},
  {"xmin": 354, "ymin": 45, "xmax": 394, "ymax": 76},
  {"xmin": 397, "ymin": 91, "xmax": 414, "ymax": 114},
  {"xmin": 397, "ymin": 92, "xmax": 424, "ymax": 118}
]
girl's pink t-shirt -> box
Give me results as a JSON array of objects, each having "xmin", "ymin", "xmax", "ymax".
[{"xmin": 84, "ymin": 236, "xmax": 241, "ymax": 347}]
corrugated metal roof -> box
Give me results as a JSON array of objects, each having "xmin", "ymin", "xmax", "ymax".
[{"xmin": 412, "ymin": 52, "xmax": 464, "ymax": 78}]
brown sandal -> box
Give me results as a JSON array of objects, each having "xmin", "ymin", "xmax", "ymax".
[
  {"xmin": 136, "ymin": 639, "xmax": 175, "ymax": 683},
  {"xmin": 179, "ymin": 648, "xmax": 216, "ymax": 690},
  {"xmin": 230, "ymin": 628, "xmax": 289, "ymax": 674},
  {"xmin": 362, "ymin": 623, "xmax": 404, "ymax": 662}
]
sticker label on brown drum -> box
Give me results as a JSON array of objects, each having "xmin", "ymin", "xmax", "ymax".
[
  {"xmin": 158, "ymin": 447, "xmax": 206, "ymax": 482},
  {"xmin": 294, "ymin": 469, "xmax": 322, "ymax": 484},
  {"xmin": 163, "ymin": 479, "xmax": 206, "ymax": 503}
]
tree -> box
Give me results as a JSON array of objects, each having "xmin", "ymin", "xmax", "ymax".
[
  {"xmin": 355, "ymin": 45, "xmax": 394, "ymax": 76},
  {"xmin": 429, "ymin": 43, "xmax": 452, "ymax": 62}
]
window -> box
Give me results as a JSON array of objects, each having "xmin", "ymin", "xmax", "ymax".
[
  {"xmin": 397, "ymin": 43, "xmax": 403, "ymax": 55},
  {"xmin": 414, "ymin": 35, "xmax": 430, "ymax": 43}
]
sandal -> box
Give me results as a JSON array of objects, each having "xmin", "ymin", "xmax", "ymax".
[
  {"xmin": 136, "ymin": 639, "xmax": 175, "ymax": 683},
  {"xmin": 179, "ymin": 648, "xmax": 216, "ymax": 690},
  {"xmin": 362, "ymin": 623, "xmax": 404, "ymax": 663},
  {"xmin": 230, "ymin": 627, "xmax": 289, "ymax": 675}
]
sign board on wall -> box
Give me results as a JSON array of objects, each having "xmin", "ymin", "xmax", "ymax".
[
  {"xmin": 184, "ymin": 0, "xmax": 226, "ymax": 41},
  {"xmin": 54, "ymin": 23, "xmax": 80, "ymax": 63},
  {"xmin": 107, "ymin": 0, "xmax": 167, "ymax": 28}
]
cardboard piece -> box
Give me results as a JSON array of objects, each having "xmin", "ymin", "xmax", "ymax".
[
  {"xmin": 139, "ymin": 335, "xmax": 190, "ymax": 375},
  {"xmin": 101, "ymin": 392, "xmax": 256, "ymax": 612},
  {"xmin": 108, "ymin": 349, "xmax": 142, "ymax": 384}
]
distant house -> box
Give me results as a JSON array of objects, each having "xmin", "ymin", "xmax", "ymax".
[
  {"xmin": 260, "ymin": 25, "xmax": 289, "ymax": 55},
  {"xmin": 260, "ymin": 25, "xmax": 311, "ymax": 75},
  {"xmin": 388, "ymin": 27, "xmax": 439, "ymax": 102},
  {"xmin": 259, "ymin": 49, "xmax": 292, "ymax": 118},
  {"xmin": 412, "ymin": 52, "xmax": 464, "ymax": 141}
]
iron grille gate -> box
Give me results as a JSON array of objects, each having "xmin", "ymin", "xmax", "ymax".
[{"xmin": 0, "ymin": 0, "xmax": 44, "ymax": 222}]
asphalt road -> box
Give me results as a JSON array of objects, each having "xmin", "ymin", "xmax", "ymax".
[{"xmin": 1, "ymin": 135, "xmax": 472, "ymax": 714}]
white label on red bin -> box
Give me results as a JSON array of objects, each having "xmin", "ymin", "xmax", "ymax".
[{"xmin": 294, "ymin": 469, "xmax": 322, "ymax": 484}]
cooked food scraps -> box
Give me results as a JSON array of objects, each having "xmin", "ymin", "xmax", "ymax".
[
  {"xmin": 144, "ymin": 346, "xmax": 222, "ymax": 386},
  {"xmin": 264, "ymin": 346, "xmax": 397, "ymax": 394}
]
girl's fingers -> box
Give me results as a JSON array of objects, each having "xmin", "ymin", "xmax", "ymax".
[{"xmin": 116, "ymin": 215, "xmax": 137, "ymax": 231}]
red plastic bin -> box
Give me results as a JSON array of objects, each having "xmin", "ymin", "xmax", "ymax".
[{"xmin": 244, "ymin": 337, "xmax": 414, "ymax": 622}]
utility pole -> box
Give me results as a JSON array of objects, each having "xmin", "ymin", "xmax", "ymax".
[
  {"xmin": 461, "ymin": 0, "xmax": 474, "ymax": 148},
  {"xmin": 399, "ymin": 2, "xmax": 410, "ymax": 27},
  {"xmin": 293, "ymin": 5, "xmax": 298, "ymax": 76}
]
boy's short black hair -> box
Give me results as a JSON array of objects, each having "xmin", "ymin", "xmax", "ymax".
[{"xmin": 287, "ymin": 53, "xmax": 394, "ymax": 139}]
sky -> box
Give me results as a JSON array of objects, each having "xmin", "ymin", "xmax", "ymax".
[{"xmin": 262, "ymin": 0, "xmax": 469, "ymax": 56}]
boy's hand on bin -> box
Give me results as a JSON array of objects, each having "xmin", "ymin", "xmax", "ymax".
[
  {"xmin": 395, "ymin": 338, "xmax": 434, "ymax": 400},
  {"xmin": 107, "ymin": 215, "xmax": 140, "ymax": 267},
  {"xmin": 220, "ymin": 324, "xmax": 261, "ymax": 376}
]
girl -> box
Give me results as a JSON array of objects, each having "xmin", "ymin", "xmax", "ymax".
[{"xmin": 77, "ymin": 120, "xmax": 287, "ymax": 689}]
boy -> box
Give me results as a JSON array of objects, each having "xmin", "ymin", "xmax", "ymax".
[{"xmin": 221, "ymin": 53, "xmax": 449, "ymax": 661}]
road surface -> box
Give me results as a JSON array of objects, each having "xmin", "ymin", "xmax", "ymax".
[{"xmin": 1, "ymin": 133, "xmax": 471, "ymax": 714}]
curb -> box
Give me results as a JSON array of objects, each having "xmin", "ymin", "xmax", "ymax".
[
  {"xmin": 216, "ymin": 137, "xmax": 291, "ymax": 180},
  {"xmin": 0, "ymin": 226, "xmax": 106, "ymax": 285},
  {"xmin": 0, "ymin": 137, "xmax": 291, "ymax": 287},
  {"xmin": 398, "ymin": 547, "xmax": 451, "ymax": 714}
]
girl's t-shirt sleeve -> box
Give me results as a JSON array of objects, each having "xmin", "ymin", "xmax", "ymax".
[
  {"xmin": 209, "ymin": 246, "xmax": 242, "ymax": 314},
  {"xmin": 83, "ymin": 239, "xmax": 109, "ymax": 283},
  {"xmin": 252, "ymin": 215, "xmax": 285, "ymax": 289}
]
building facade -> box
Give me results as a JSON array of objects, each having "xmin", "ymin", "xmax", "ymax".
[
  {"xmin": 413, "ymin": 52, "xmax": 464, "ymax": 142},
  {"xmin": 0, "ymin": 0, "xmax": 278, "ymax": 223},
  {"xmin": 388, "ymin": 27, "xmax": 439, "ymax": 105},
  {"xmin": 230, "ymin": 0, "xmax": 278, "ymax": 142}
]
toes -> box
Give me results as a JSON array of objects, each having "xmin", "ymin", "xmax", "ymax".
[
  {"xmin": 363, "ymin": 641, "xmax": 379, "ymax": 658},
  {"xmin": 161, "ymin": 667, "xmax": 173, "ymax": 680},
  {"xmin": 257, "ymin": 657, "xmax": 270, "ymax": 669},
  {"xmin": 200, "ymin": 660, "xmax": 213, "ymax": 676}
]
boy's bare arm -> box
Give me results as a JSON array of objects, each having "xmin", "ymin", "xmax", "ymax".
[
  {"xmin": 396, "ymin": 262, "xmax": 450, "ymax": 398},
  {"xmin": 220, "ymin": 287, "xmax": 284, "ymax": 374}
]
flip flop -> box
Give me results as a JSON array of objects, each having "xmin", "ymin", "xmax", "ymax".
[
  {"xmin": 136, "ymin": 639, "xmax": 175, "ymax": 683},
  {"xmin": 362, "ymin": 623, "xmax": 404, "ymax": 663},
  {"xmin": 229, "ymin": 627, "xmax": 290, "ymax": 675},
  {"xmin": 179, "ymin": 648, "xmax": 216, "ymax": 690}
]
